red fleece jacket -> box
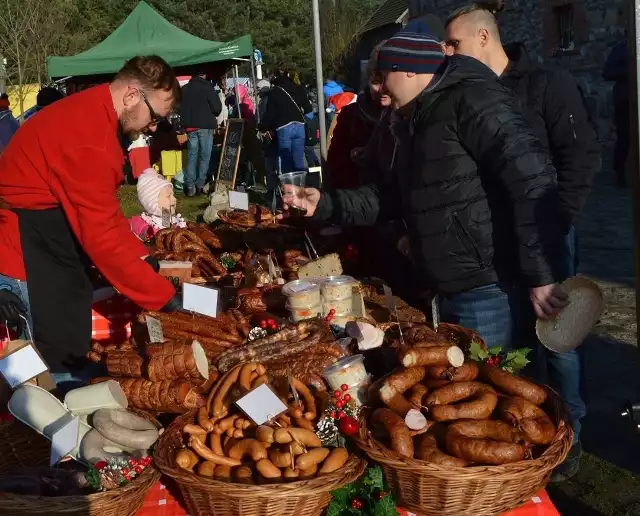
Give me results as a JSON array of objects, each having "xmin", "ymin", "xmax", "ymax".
[{"xmin": 0, "ymin": 84, "xmax": 174, "ymax": 310}]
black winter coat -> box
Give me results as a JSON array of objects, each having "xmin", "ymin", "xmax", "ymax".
[
  {"xmin": 179, "ymin": 77, "xmax": 222, "ymax": 129},
  {"xmin": 315, "ymin": 55, "xmax": 566, "ymax": 295},
  {"xmin": 260, "ymin": 76, "xmax": 312, "ymax": 131},
  {"xmin": 502, "ymin": 43, "xmax": 601, "ymax": 228}
]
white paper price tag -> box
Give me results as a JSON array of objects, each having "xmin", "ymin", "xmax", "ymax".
[
  {"xmin": 235, "ymin": 383, "xmax": 288, "ymax": 425},
  {"xmin": 145, "ymin": 316, "xmax": 164, "ymax": 343},
  {"xmin": 50, "ymin": 416, "xmax": 80, "ymax": 466},
  {"xmin": 0, "ymin": 344, "xmax": 49, "ymax": 388},
  {"xmin": 228, "ymin": 190, "xmax": 249, "ymax": 211},
  {"xmin": 183, "ymin": 283, "xmax": 219, "ymax": 318},
  {"xmin": 383, "ymin": 285, "xmax": 396, "ymax": 312}
]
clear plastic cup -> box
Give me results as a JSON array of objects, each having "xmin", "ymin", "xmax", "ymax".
[{"xmin": 279, "ymin": 171, "xmax": 308, "ymax": 216}]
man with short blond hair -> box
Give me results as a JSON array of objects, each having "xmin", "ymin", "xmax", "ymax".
[{"xmin": 0, "ymin": 55, "xmax": 182, "ymax": 386}]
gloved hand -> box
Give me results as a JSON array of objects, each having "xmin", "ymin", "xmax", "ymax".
[
  {"xmin": 144, "ymin": 255, "xmax": 160, "ymax": 273},
  {"xmin": 160, "ymin": 292, "xmax": 183, "ymax": 313},
  {"xmin": 0, "ymin": 289, "xmax": 27, "ymax": 334}
]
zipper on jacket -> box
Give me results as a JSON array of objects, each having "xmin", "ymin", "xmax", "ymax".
[
  {"xmin": 569, "ymin": 114, "xmax": 576, "ymax": 141},
  {"xmin": 452, "ymin": 212, "xmax": 485, "ymax": 267}
]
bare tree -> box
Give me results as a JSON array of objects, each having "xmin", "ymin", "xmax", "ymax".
[
  {"xmin": 320, "ymin": 0, "xmax": 372, "ymax": 78},
  {"xmin": 0, "ymin": 0, "xmax": 40, "ymax": 119}
]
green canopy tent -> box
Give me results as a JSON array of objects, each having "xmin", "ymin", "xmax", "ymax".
[{"xmin": 47, "ymin": 1, "xmax": 253, "ymax": 79}]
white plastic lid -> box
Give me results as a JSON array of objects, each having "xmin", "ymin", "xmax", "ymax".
[
  {"xmin": 323, "ymin": 354, "xmax": 365, "ymax": 376},
  {"xmin": 318, "ymin": 275, "xmax": 357, "ymax": 287},
  {"xmin": 282, "ymin": 279, "xmax": 319, "ymax": 296}
]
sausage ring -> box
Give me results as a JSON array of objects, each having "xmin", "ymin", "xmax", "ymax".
[
  {"xmin": 479, "ymin": 363, "xmax": 548, "ymax": 406},
  {"xmin": 496, "ymin": 396, "xmax": 556, "ymax": 445},
  {"xmin": 425, "ymin": 381, "xmax": 498, "ymax": 421},
  {"xmin": 427, "ymin": 362, "xmax": 479, "ymax": 382},
  {"xmin": 445, "ymin": 420, "xmax": 527, "ymax": 465}
]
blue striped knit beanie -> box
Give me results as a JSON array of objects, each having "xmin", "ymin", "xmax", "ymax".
[{"xmin": 377, "ymin": 20, "xmax": 445, "ymax": 74}]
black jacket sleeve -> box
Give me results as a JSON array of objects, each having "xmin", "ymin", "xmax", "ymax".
[
  {"xmin": 543, "ymin": 70, "xmax": 601, "ymax": 226},
  {"xmin": 458, "ymin": 82, "xmax": 565, "ymax": 287},
  {"xmin": 207, "ymin": 86, "xmax": 223, "ymax": 118},
  {"xmin": 314, "ymin": 181, "xmax": 399, "ymax": 226}
]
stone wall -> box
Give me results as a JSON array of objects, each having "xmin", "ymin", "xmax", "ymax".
[{"xmin": 408, "ymin": 0, "xmax": 628, "ymax": 140}]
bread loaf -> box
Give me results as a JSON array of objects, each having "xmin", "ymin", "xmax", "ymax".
[{"xmin": 90, "ymin": 377, "xmax": 205, "ymax": 413}]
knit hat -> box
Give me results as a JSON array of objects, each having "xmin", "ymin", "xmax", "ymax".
[
  {"xmin": 137, "ymin": 168, "xmax": 173, "ymax": 216},
  {"xmin": 377, "ymin": 20, "xmax": 445, "ymax": 74}
]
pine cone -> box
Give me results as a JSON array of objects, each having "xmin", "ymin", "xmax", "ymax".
[{"xmin": 99, "ymin": 470, "xmax": 121, "ymax": 491}]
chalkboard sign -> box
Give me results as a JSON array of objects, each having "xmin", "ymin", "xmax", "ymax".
[{"xmin": 216, "ymin": 119, "xmax": 244, "ymax": 188}]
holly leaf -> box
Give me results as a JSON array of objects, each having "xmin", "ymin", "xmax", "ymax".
[
  {"xmin": 363, "ymin": 465, "xmax": 384, "ymax": 489},
  {"xmin": 469, "ymin": 340, "xmax": 489, "ymax": 361},
  {"xmin": 503, "ymin": 348, "xmax": 531, "ymax": 372},
  {"xmin": 488, "ymin": 346, "xmax": 503, "ymax": 356},
  {"xmin": 373, "ymin": 494, "xmax": 397, "ymax": 516},
  {"xmin": 326, "ymin": 500, "xmax": 343, "ymax": 516},
  {"xmin": 331, "ymin": 484, "xmax": 355, "ymax": 504}
]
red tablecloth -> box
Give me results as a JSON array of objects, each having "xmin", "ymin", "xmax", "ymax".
[
  {"xmin": 136, "ymin": 479, "xmax": 560, "ymax": 516},
  {"xmin": 91, "ymin": 294, "xmax": 139, "ymax": 343}
]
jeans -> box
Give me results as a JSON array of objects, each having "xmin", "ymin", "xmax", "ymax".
[
  {"xmin": 277, "ymin": 123, "xmax": 306, "ymax": 173},
  {"xmin": 540, "ymin": 225, "xmax": 585, "ymax": 443},
  {"xmin": 439, "ymin": 283, "xmax": 519, "ymax": 349},
  {"xmin": 0, "ymin": 273, "xmax": 32, "ymax": 339},
  {"xmin": 185, "ymin": 129, "xmax": 214, "ymax": 192},
  {"xmin": 305, "ymin": 146, "xmax": 320, "ymax": 167}
]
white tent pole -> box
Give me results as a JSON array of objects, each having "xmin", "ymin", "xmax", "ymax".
[
  {"xmin": 312, "ymin": 0, "xmax": 327, "ymax": 161},
  {"xmin": 233, "ymin": 64, "xmax": 242, "ymax": 120}
]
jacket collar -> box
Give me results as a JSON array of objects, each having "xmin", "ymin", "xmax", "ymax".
[{"xmin": 502, "ymin": 42, "xmax": 533, "ymax": 79}]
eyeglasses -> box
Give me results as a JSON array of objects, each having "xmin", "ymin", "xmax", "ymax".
[{"xmin": 139, "ymin": 89, "xmax": 165, "ymax": 125}]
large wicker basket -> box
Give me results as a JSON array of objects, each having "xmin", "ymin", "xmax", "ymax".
[
  {"xmin": 355, "ymin": 387, "xmax": 573, "ymax": 515},
  {"xmin": 0, "ymin": 415, "xmax": 160, "ymax": 516},
  {"xmin": 154, "ymin": 411, "xmax": 367, "ymax": 516}
]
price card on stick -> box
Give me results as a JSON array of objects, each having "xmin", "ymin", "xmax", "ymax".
[
  {"xmin": 182, "ymin": 283, "xmax": 219, "ymax": 318},
  {"xmin": 50, "ymin": 416, "xmax": 80, "ymax": 466},
  {"xmin": 228, "ymin": 190, "xmax": 249, "ymax": 211},
  {"xmin": 145, "ymin": 316, "xmax": 164, "ymax": 343},
  {"xmin": 383, "ymin": 285, "xmax": 396, "ymax": 312},
  {"xmin": 235, "ymin": 383, "xmax": 288, "ymax": 425},
  {"xmin": 161, "ymin": 208, "xmax": 171, "ymax": 228},
  {"xmin": 0, "ymin": 343, "xmax": 49, "ymax": 388}
]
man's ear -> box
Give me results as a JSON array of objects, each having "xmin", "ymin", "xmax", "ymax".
[
  {"xmin": 478, "ymin": 28, "xmax": 489, "ymax": 46},
  {"xmin": 122, "ymin": 85, "xmax": 138, "ymax": 108}
]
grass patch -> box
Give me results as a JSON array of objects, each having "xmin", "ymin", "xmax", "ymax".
[
  {"xmin": 548, "ymin": 454, "xmax": 640, "ymax": 515},
  {"xmin": 118, "ymin": 184, "xmax": 207, "ymax": 221}
]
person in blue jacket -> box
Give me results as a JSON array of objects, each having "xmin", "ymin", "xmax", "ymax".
[
  {"xmin": 603, "ymin": 36, "xmax": 629, "ymax": 187},
  {"xmin": 0, "ymin": 94, "xmax": 19, "ymax": 152}
]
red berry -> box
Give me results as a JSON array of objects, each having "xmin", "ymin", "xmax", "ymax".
[
  {"xmin": 343, "ymin": 393, "xmax": 351, "ymax": 402},
  {"xmin": 122, "ymin": 468, "xmax": 129, "ymax": 476},
  {"xmin": 341, "ymin": 384, "xmax": 348, "ymax": 391},
  {"xmin": 329, "ymin": 308, "xmax": 336, "ymax": 315},
  {"xmin": 339, "ymin": 416, "xmax": 359, "ymax": 436},
  {"xmin": 95, "ymin": 461, "xmax": 107, "ymax": 470},
  {"xmin": 337, "ymin": 411, "xmax": 346, "ymax": 419},
  {"xmin": 351, "ymin": 498, "xmax": 363, "ymax": 509},
  {"xmin": 334, "ymin": 390, "xmax": 342, "ymax": 399},
  {"xmin": 135, "ymin": 466, "xmax": 143, "ymax": 474},
  {"xmin": 129, "ymin": 458, "xmax": 137, "ymax": 466},
  {"xmin": 259, "ymin": 320, "xmax": 268, "ymax": 329},
  {"xmin": 330, "ymin": 411, "xmax": 337, "ymax": 419}
]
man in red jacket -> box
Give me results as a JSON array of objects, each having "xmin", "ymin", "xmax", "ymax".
[{"xmin": 0, "ymin": 56, "xmax": 181, "ymax": 382}]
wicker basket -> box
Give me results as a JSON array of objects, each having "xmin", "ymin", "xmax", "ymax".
[
  {"xmin": 355, "ymin": 388, "xmax": 573, "ymax": 515},
  {"xmin": 154, "ymin": 411, "xmax": 367, "ymax": 516},
  {"xmin": 0, "ymin": 416, "xmax": 160, "ymax": 516}
]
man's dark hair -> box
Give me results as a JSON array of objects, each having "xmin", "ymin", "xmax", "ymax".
[
  {"xmin": 446, "ymin": 0, "xmax": 504, "ymax": 27},
  {"xmin": 115, "ymin": 56, "xmax": 181, "ymax": 102},
  {"xmin": 36, "ymin": 87, "xmax": 64, "ymax": 108}
]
